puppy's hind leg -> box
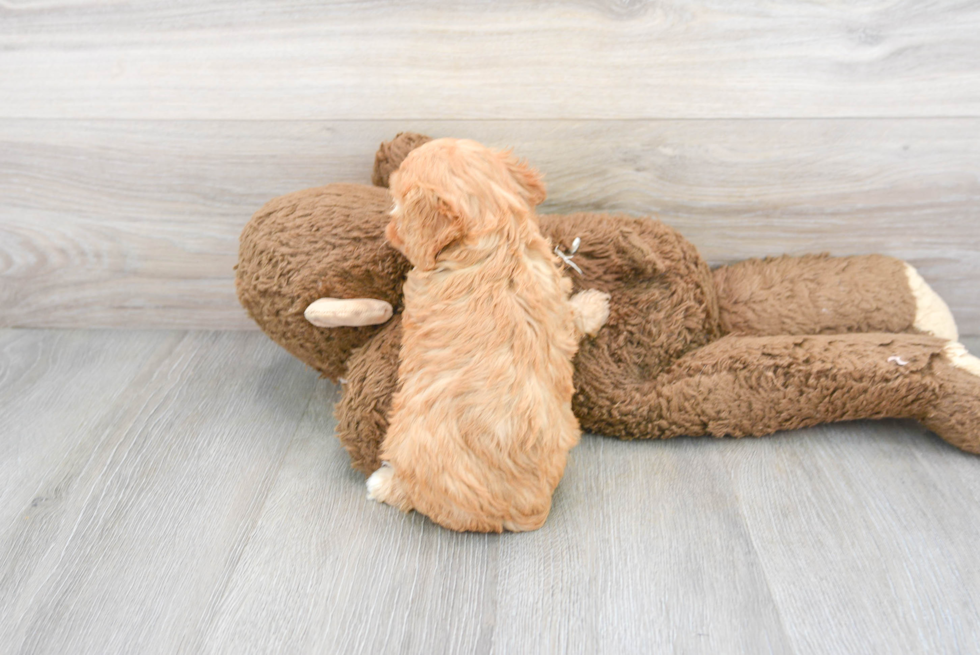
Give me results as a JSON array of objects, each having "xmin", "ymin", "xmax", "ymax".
[{"xmin": 366, "ymin": 463, "xmax": 412, "ymax": 511}]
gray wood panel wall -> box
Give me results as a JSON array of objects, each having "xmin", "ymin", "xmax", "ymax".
[{"xmin": 2, "ymin": 1, "xmax": 979, "ymax": 332}]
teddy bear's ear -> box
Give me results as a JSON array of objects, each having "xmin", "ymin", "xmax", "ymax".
[
  {"xmin": 372, "ymin": 133, "xmax": 433, "ymax": 188},
  {"xmin": 502, "ymin": 151, "xmax": 547, "ymax": 208}
]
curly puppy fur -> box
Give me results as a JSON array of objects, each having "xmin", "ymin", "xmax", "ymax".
[{"xmin": 367, "ymin": 139, "xmax": 592, "ymax": 532}]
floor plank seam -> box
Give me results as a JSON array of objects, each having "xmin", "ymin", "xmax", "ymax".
[
  {"xmin": 721, "ymin": 461, "xmax": 798, "ymax": 655},
  {"xmin": 189, "ymin": 376, "xmax": 321, "ymax": 651}
]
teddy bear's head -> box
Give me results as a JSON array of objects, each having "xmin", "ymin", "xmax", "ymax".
[
  {"xmin": 236, "ymin": 133, "xmax": 438, "ymax": 380},
  {"xmin": 236, "ymin": 182, "xmax": 410, "ymax": 380}
]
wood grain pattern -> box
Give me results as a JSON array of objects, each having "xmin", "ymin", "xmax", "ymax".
[
  {"xmin": 2, "ymin": 1, "xmax": 980, "ymax": 120},
  {"xmin": 200, "ymin": 402, "xmax": 794, "ymax": 655},
  {"xmin": 2, "ymin": 119, "xmax": 978, "ymax": 332},
  {"xmin": 197, "ymin": 380, "xmax": 503, "ymax": 655},
  {"xmin": 2, "ymin": 330, "xmax": 979, "ymax": 654},
  {"xmin": 0, "ymin": 330, "xmax": 188, "ymax": 650},
  {"xmin": 488, "ymin": 436, "xmax": 792, "ymax": 654},
  {"xmin": 0, "ymin": 331, "xmax": 184, "ymax": 526},
  {"xmin": 2, "ymin": 0, "xmax": 978, "ymax": 648},
  {"xmin": 729, "ymin": 421, "xmax": 980, "ymax": 654},
  {"xmin": 0, "ymin": 330, "xmax": 318, "ymax": 654}
]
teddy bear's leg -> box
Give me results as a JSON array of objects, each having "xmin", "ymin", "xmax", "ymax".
[
  {"xmin": 600, "ymin": 332, "xmax": 980, "ymax": 454},
  {"xmin": 921, "ymin": 342, "xmax": 980, "ymax": 453},
  {"xmin": 712, "ymin": 254, "xmax": 957, "ymax": 340},
  {"xmin": 333, "ymin": 316, "xmax": 403, "ymax": 476}
]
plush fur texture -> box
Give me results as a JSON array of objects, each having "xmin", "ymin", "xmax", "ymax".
[
  {"xmin": 236, "ymin": 183, "xmax": 409, "ymax": 381},
  {"xmin": 367, "ymin": 138, "xmax": 592, "ymax": 532},
  {"xmin": 235, "ymin": 132, "xmax": 980, "ymax": 485},
  {"xmin": 373, "ymin": 132, "xmax": 434, "ymax": 189},
  {"xmin": 713, "ymin": 254, "xmax": 917, "ymax": 336}
]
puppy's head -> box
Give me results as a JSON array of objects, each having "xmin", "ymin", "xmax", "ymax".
[{"xmin": 386, "ymin": 138, "xmax": 546, "ymax": 270}]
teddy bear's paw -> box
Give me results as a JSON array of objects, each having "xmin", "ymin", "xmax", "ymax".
[
  {"xmin": 366, "ymin": 463, "xmax": 395, "ymax": 502},
  {"xmin": 905, "ymin": 263, "xmax": 958, "ymax": 341},
  {"xmin": 570, "ymin": 289, "xmax": 611, "ymax": 337}
]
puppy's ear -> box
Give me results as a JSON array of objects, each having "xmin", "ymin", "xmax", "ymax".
[
  {"xmin": 503, "ymin": 151, "xmax": 547, "ymax": 208},
  {"xmin": 405, "ymin": 186, "xmax": 464, "ymax": 271}
]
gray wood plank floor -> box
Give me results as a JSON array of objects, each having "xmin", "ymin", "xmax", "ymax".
[{"xmin": 2, "ymin": 329, "xmax": 979, "ymax": 655}]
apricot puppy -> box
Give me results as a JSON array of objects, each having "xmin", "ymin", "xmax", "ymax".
[{"xmin": 367, "ymin": 138, "xmax": 609, "ymax": 532}]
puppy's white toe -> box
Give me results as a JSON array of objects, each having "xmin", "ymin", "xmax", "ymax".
[
  {"xmin": 366, "ymin": 464, "xmax": 394, "ymax": 502},
  {"xmin": 905, "ymin": 263, "xmax": 958, "ymax": 341}
]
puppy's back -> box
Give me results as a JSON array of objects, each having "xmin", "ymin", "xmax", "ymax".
[{"xmin": 380, "ymin": 247, "xmax": 580, "ymax": 532}]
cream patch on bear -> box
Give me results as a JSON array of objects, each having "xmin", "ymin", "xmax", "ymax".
[{"xmin": 905, "ymin": 263, "xmax": 958, "ymax": 341}]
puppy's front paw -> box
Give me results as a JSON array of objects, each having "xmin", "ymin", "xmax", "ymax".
[
  {"xmin": 570, "ymin": 289, "xmax": 611, "ymax": 337},
  {"xmin": 366, "ymin": 463, "xmax": 394, "ymax": 502}
]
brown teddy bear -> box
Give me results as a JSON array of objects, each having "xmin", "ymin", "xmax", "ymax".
[{"xmin": 236, "ymin": 133, "xmax": 980, "ymax": 476}]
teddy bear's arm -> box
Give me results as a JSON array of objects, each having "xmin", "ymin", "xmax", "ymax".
[{"xmin": 712, "ymin": 254, "xmax": 957, "ymax": 340}]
